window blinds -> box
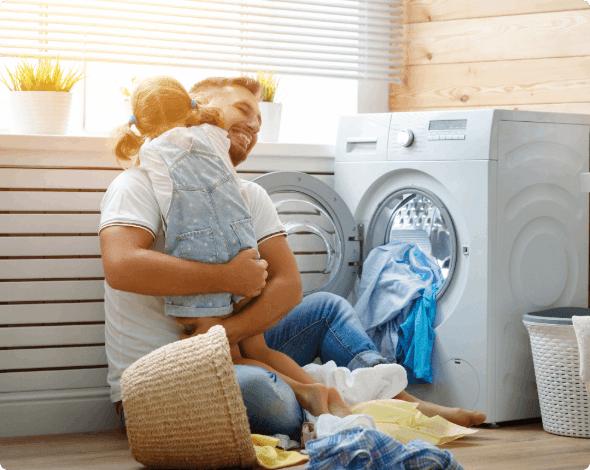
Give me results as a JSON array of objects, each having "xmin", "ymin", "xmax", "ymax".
[{"xmin": 0, "ymin": 0, "xmax": 403, "ymax": 81}]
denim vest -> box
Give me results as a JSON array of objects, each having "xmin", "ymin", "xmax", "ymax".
[{"xmin": 150, "ymin": 126, "xmax": 256, "ymax": 317}]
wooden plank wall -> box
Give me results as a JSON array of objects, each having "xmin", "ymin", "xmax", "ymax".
[{"xmin": 392, "ymin": 0, "xmax": 590, "ymax": 114}]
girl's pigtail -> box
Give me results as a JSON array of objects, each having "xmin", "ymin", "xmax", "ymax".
[
  {"xmin": 186, "ymin": 101, "xmax": 224, "ymax": 129},
  {"xmin": 111, "ymin": 123, "xmax": 146, "ymax": 168}
]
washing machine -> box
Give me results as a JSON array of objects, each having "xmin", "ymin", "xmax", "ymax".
[{"xmin": 253, "ymin": 109, "xmax": 590, "ymax": 423}]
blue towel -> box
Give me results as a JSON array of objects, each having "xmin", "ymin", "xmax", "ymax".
[
  {"xmin": 354, "ymin": 242, "xmax": 443, "ymax": 382},
  {"xmin": 305, "ymin": 427, "xmax": 465, "ymax": 470},
  {"xmin": 396, "ymin": 284, "xmax": 439, "ymax": 383}
]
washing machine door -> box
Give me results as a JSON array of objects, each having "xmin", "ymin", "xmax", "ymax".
[
  {"xmin": 253, "ymin": 171, "xmax": 360, "ymax": 298},
  {"xmin": 364, "ymin": 187, "xmax": 458, "ymax": 300}
]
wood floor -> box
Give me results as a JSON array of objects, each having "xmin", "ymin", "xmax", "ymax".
[{"xmin": 1, "ymin": 419, "xmax": 589, "ymax": 470}]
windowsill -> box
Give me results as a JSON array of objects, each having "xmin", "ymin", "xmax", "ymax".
[{"xmin": 0, "ymin": 133, "xmax": 335, "ymax": 159}]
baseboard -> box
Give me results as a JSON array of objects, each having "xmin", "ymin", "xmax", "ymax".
[{"xmin": 0, "ymin": 388, "xmax": 119, "ymax": 438}]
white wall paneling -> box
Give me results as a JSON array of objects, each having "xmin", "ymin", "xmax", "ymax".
[
  {"xmin": 0, "ymin": 302, "xmax": 105, "ymax": 325},
  {"xmin": 0, "ymin": 237, "xmax": 102, "ymax": 257}
]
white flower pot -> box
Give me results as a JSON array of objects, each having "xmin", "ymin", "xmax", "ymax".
[
  {"xmin": 258, "ymin": 102, "xmax": 282, "ymax": 143},
  {"xmin": 8, "ymin": 91, "xmax": 73, "ymax": 135}
]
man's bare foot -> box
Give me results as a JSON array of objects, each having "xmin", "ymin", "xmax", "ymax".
[
  {"xmin": 327, "ymin": 387, "xmax": 352, "ymax": 418},
  {"xmin": 394, "ymin": 391, "xmax": 486, "ymax": 427},
  {"xmin": 295, "ymin": 383, "xmax": 330, "ymax": 417}
]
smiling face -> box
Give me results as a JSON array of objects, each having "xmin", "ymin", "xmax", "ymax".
[{"xmin": 198, "ymin": 85, "xmax": 261, "ymax": 167}]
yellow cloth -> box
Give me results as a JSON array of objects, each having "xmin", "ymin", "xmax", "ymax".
[
  {"xmin": 351, "ymin": 399, "xmax": 478, "ymax": 445},
  {"xmin": 251, "ymin": 434, "xmax": 309, "ymax": 469}
]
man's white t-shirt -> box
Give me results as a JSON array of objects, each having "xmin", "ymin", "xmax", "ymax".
[{"xmin": 99, "ymin": 165, "xmax": 286, "ymax": 403}]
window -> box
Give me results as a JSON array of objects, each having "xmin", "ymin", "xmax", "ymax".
[{"xmin": 0, "ymin": 0, "xmax": 403, "ymax": 144}]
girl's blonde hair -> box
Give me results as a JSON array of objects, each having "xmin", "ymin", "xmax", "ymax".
[{"xmin": 111, "ymin": 75, "xmax": 223, "ymax": 167}]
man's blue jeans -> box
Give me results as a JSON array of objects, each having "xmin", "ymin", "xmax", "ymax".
[
  {"xmin": 241, "ymin": 291, "xmax": 391, "ymax": 439},
  {"xmin": 120, "ymin": 292, "xmax": 391, "ymax": 440}
]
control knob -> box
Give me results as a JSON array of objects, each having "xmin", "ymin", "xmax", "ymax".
[{"xmin": 397, "ymin": 129, "xmax": 414, "ymax": 147}]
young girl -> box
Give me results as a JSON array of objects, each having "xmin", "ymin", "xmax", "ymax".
[{"xmin": 111, "ymin": 75, "xmax": 350, "ymax": 419}]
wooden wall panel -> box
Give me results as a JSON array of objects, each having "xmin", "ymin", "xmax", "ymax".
[
  {"xmin": 393, "ymin": 57, "xmax": 590, "ymax": 109},
  {"xmin": 395, "ymin": 103, "xmax": 590, "ymax": 115},
  {"xmin": 406, "ymin": 0, "xmax": 588, "ymax": 23},
  {"xmin": 392, "ymin": 1, "xmax": 590, "ymax": 117},
  {"xmin": 405, "ymin": 10, "xmax": 590, "ymax": 66}
]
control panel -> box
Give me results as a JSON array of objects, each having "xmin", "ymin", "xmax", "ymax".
[
  {"xmin": 427, "ymin": 119, "xmax": 467, "ymax": 141},
  {"xmin": 386, "ymin": 109, "xmax": 497, "ymax": 161}
]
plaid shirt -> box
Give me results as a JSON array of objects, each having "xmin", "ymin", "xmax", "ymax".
[{"xmin": 305, "ymin": 427, "xmax": 465, "ymax": 470}]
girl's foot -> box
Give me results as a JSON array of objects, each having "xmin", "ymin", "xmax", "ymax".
[
  {"xmin": 327, "ymin": 387, "xmax": 352, "ymax": 418},
  {"xmin": 394, "ymin": 391, "xmax": 486, "ymax": 427},
  {"xmin": 424, "ymin": 404, "xmax": 486, "ymax": 427},
  {"xmin": 295, "ymin": 383, "xmax": 330, "ymax": 417}
]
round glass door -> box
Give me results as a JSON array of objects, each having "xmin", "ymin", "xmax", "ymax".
[
  {"xmin": 365, "ymin": 188, "xmax": 457, "ymax": 300},
  {"xmin": 253, "ymin": 172, "xmax": 359, "ymax": 299}
]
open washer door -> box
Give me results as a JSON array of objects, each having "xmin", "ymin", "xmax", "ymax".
[
  {"xmin": 253, "ymin": 172, "xmax": 360, "ymax": 299},
  {"xmin": 364, "ymin": 187, "xmax": 458, "ymax": 302}
]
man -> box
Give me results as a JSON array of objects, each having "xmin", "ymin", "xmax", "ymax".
[{"xmin": 99, "ymin": 76, "xmax": 485, "ymax": 438}]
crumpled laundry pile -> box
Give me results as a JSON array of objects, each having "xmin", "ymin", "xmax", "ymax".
[
  {"xmin": 351, "ymin": 399, "xmax": 478, "ymax": 446},
  {"xmin": 250, "ymin": 398, "xmax": 476, "ymax": 469},
  {"xmin": 248, "ymin": 358, "xmax": 479, "ymax": 469}
]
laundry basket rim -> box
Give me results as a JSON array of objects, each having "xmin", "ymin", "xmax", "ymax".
[{"xmin": 523, "ymin": 307, "xmax": 590, "ymax": 325}]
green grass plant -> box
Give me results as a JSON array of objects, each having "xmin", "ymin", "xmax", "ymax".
[
  {"xmin": 0, "ymin": 57, "xmax": 84, "ymax": 92},
  {"xmin": 256, "ymin": 70, "xmax": 280, "ymax": 103}
]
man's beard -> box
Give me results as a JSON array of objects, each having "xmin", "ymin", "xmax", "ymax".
[{"xmin": 228, "ymin": 143, "xmax": 247, "ymax": 167}]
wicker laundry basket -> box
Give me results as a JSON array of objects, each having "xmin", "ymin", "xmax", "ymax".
[
  {"xmin": 120, "ymin": 325, "xmax": 257, "ymax": 469},
  {"xmin": 523, "ymin": 308, "xmax": 590, "ymax": 438}
]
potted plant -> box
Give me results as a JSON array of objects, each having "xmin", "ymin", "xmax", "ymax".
[
  {"xmin": 1, "ymin": 57, "xmax": 84, "ymax": 135},
  {"xmin": 117, "ymin": 76, "xmax": 138, "ymax": 119},
  {"xmin": 255, "ymin": 70, "xmax": 282, "ymax": 143}
]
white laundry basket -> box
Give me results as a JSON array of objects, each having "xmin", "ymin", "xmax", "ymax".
[{"xmin": 523, "ymin": 308, "xmax": 590, "ymax": 438}]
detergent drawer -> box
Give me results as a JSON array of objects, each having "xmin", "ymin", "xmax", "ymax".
[{"xmin": 335, "ymin": 113, "xmax": 391, "ymax": 163}]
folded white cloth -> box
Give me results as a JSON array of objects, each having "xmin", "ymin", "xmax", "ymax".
[
  {"xmin": 572, "ymin": 315, "xmax": 590, "ymax": 383},
  {"xmin": 315, "ymin": 413, "xmax": 377, "ymax": 439},
  {"xmin": 302, "ymin": 360, "xmax": 408, "ymax": 407},
  {"xmin": 302, "ymin": 410, "xmax": 377, "ymax": 440}
]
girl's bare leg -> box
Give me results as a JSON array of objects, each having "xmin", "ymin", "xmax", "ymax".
[
  {"xmin": 231, "ymin": 347, "xmax": 329, "ymax": 417},
  {"xmin": 237, "ymin": 334, "xmax": 351, "ymax": 417},
  {"xmin": 178, "ymin": 316, "xmax": 346, "ymax": 417}
]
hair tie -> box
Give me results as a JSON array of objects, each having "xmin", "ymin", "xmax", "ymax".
[
  {"xmin": 190, "ymin": 99, "xmax": 198, "ymax": 109},
  {"xmin": 128, "ymin": 115, "xmax": 138, "ymax": 125}
]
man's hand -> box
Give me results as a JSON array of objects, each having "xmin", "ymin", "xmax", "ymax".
[
  {"xmin": 176, "ymin": 317, "xmax": 223, "ymax": 340},
  {"xmin": 226, "ymin": 248, "xmax": 268, "ymax": 297}
]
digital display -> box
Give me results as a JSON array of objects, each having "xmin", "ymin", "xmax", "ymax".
[{"xmin": 429, "ymin": 119, "xmax": 467, "ymax": 131}]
